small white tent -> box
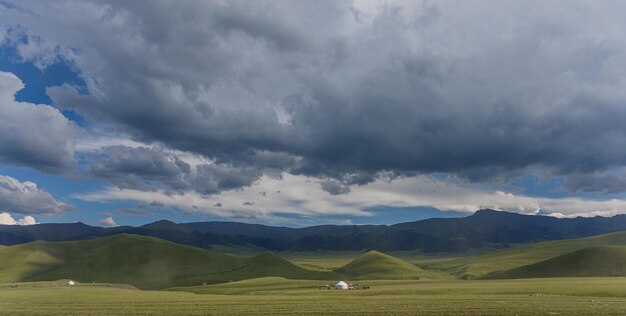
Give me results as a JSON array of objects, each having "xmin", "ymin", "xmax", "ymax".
[
  {"xmin": 335, "ymin": 281, "xmax": 348, "ymax": 290},
  {"xmin": 67, "ymin": 280, "xmax": 76, "ymax": 286}
]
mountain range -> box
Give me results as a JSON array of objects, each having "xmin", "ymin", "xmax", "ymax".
[{"xmin": 3, "ymin": 209, "xmax": 626, "ymax": 253}]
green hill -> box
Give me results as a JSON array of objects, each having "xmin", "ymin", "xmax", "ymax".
[
  {"xmin": 0, "ymin": 234, "xmax": 453, "ymax": 288},
  {"xmin": 177, "ymin": 252, "xmax": 335, "ymax": 286},
  {"xmin": 0, "ymin": 234, "xmax": 329, "ymax": 289},
  {"xmin": 422, "ymin": 231, "xmax": 626, "ymax": 279},
  {"xmin": 226, "ymin": 252, "xmax": 334, "ymax": 280},
  {"xmin": 335, "ymin": 250, "xmax": 444, "ymax": 280},
  {"xmin": 486, "ymin": 246, "xmax": 626, "ymax": 279}
]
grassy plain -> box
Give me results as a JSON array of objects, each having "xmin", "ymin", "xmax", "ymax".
[{"xmin": 2, "ymin": 278, "xmax": 626, "ymax": 315}]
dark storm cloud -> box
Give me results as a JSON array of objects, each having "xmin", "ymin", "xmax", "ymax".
[
  {"xmin": 211, "ymin": 6, "xmax": 309, "ymax": 51},
  {"xmin": 5, "ymin": 1, "xmax": 626, "ymax": 193},
  {"xmin": 191, "ymin": 163, "xmax": 260, "ymax": 194},
  {"xmin": 89, "ymin": 145, "xmax": 264, "ymax": 194},
  {"xmin": 90, "ymin": 146, "xmax": 190, "ymax": 191},
  {"xmin": 320, "ymin": 179, "xmax": 351, "ymax": 195},
  {"xmin": 564, "ymin": 170, "xmax": 626, "ymax": 194}
]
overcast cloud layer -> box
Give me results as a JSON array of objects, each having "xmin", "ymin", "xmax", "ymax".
[{"xmin": 3, "ymin": 1, "xmax": 626, "ymax": 222}]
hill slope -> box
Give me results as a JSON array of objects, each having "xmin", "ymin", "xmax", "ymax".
[
  {"xmin": 0, "ymin": 235, "xmax": 453, "ymax": 288},
  {"xmin": 487, "ymin": 246, "xmax": 626, "ymax": 279},
  {"xmin": 335, "ymin": 250, "xmax": 444, "ymax": 279},
  {"xmin": 423, "ymin": 231, "xmax": 626, "ymax": 279},
  {"xmin": 0, "ymin": 234, "xmax": 329, "ymax": 289}
]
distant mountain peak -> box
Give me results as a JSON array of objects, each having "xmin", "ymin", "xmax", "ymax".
[
  {"xmin": 141, "ymin": 219, "xmax": 179, "ymax": 229},
  {"xmin": 153, "ymin": 219, "xmax": 177, "ymax": 224},
  {"xmin": 471, "ymin": 209, "xmax": 518, "ymax": 217}
]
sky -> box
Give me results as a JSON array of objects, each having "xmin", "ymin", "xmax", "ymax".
[{"xmin": 2, "ymin": 0, "xmax": 626, "ymax": 227}]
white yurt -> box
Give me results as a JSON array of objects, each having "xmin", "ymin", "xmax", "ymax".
[
  {"xmin": 67, "ymin": 280, "xmax": 76, "ymax": 286},
  {"xmin": 335, "ymin": 281, "xmax": 348, "ymax": 290}
]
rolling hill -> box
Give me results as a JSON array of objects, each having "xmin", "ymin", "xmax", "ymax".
[
  {"xmin": 195, "ymin": 252, "xmax": 336, "ymax": 284},
  {"xmin": 5, "ymin": 210, "xmax": 626, "ymax": 253},
  {"xmin": 486, "ymin": 246, "xmax": 626, "ymax": 279},
  {"xmin": 0, "ymin": 234, "xmax": 454, "ymax": 288},
  {"xmin": 335, "ymin": 250, "xmax": 441, "ymax": 280},
  {"xmin": 422, "ymin": 231, "xmax": 626, "ymax": 279},
  {"xmin": 0, "ymin": 234, "xmax": 330, "ymax": 289}
]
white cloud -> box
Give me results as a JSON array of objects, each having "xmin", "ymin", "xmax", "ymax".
[
  {"xmin": 0, "ymin": 175, "xmax": 74, "ymax": 215},
  {"xmin": 0, "ymin": 212, "xmax": 38, "ymax": 225},
  {"xmin": 75, "ymin": 134, "xmax": 212, "ymax": 169},
  {"xmin": 74, "ymin": 133, "xmax": 146, "ymax": 153},
  {"xmin": 77, "ymin": 173, "xmax": 626, "ymax": 221},
  {"xmin": 0, "ymin": 71, "xmax": 76, "ymax": 173},
  {"xmin": 97, "ymin": 216, "xmax": 118, "ymax": 227}
]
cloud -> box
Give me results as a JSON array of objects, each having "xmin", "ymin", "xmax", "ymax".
[
  {"xmin": 4, "ymin": 1, "xmax": 626, "ymax": 195},
  {"xmin": 77, "ymin": 174, "xmax": 371, "ymax": 219},
  {"xmin": 0, "ymin": 175, "xmax": 74, "ymax": 215},
  {"xmin": 564, "ymin": 169, "xmax": 626, "ymax": 194},
  {"xmin": 88, "ymin": 145, "xmax": 262, "ymax": 194},
  {"xmin": 97, "ymin": 216, "xmax": 118, "ymax": 227},
  {"xmin": 89, "ymin": 145, "xmax": 191, "ymax": 191},
  {"xmin": 0, "ymin": 72, "xmax": 75, "ymax": 173},
  {"xmin": 320, "ymin": 179, "xmax": 351, "ymax": 195},
  {"xmin": 77, "ymin": 173, "xmax": 626, "ymax": 221},
  {"xmin": 0, "ymin": 212, "xmax": 38, "ymax": 225},
  {"xmin": 149, "ymin": 201, "xmax": 165, "ymax": 207}
]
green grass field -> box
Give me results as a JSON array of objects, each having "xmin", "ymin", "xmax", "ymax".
[{"xmin": 2, "ymin": 278, "xmax": 626, "ymax": 315}]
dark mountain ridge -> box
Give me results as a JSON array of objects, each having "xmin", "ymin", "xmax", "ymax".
[{"xmin": 2, "ymin": 209, "xmax": 626, "ymax": 253}]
